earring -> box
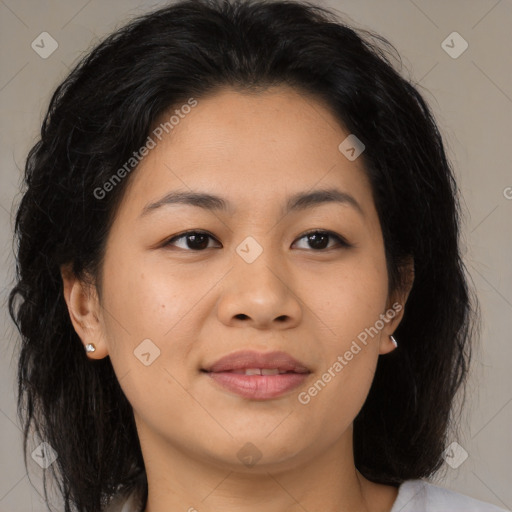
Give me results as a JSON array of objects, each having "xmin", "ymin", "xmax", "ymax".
[
  {"xmin": 390, "ymin": 335, "xmax": 398, "ymax": 348},
  {"xmin": 85, "ymin": 343, "xmax": 96, "ymax": 353}
]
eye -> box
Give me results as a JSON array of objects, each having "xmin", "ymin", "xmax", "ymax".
[
  {"xmin": 163, "ymin": 230, "xmax": 220, "ymax": 251},
  {"xmin": 162, "ymin": 229, "xmax": 351, "ymax": 252},
  {"xmin": 292, "ymin": 230, "xmax": 351, "ymax": 251}
]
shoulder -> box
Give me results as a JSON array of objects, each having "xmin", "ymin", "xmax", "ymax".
[
  {"xmin": 391, "ymin": 478, "xmax": 509, "ymax": 512},
  {"xmin": 105, "ymin": 479, "xmax": 510, "ymax": 512},
  {"xmin": 104, "ymin": 489, "xmax": 140, "ymax": 512}
]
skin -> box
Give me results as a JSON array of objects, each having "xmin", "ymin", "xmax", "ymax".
[{"xmin": 61, "ymin": 85, "xmax": 414, "ymax": 512}]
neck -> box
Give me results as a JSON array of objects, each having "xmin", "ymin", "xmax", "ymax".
[{"xmin": 138, "ymin": 423, "xmax": 396, "ymax": 512}]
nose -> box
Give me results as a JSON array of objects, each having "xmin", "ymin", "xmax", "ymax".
[{"xmin": 216, "ymin": 246, "xmax": 303, "ymax": 330}]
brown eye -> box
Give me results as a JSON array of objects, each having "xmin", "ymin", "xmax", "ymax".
[
  {"xmin": 293, "ymin": 230, "xmax": 350, "ymax": 251},
  {"xmin": 163, "ymin": 231, "xmax": 220, "ymax": 251},
  {"xmin": 163, "ymin": 229, "xmax": 350, "ymax": 252}
]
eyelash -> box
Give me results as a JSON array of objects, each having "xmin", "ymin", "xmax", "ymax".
[{"xmin": 162, "ymin": 229, "xmax": 351, "ymax": 252}]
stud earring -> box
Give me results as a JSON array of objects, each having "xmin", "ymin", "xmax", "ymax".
[
  {"xmin": 390, "ymin": 335, "xmax": 398, "ymax": 348},
  {"xmin": 85, "ymin": 343, "xmax": 96, "ymax": 353}
]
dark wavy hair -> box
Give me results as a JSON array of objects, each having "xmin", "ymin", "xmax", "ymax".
[{"xmin": 8, "ymin": 0, "xmax": 477, "ymax": 510}]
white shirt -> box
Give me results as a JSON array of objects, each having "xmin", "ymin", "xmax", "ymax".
[
  {"xmin": 108, "ymin": 478, "xmax": 510, "ymax": 511},
  {"xmin": 390, "ymin": 479, "xmax": 509, "ymax": 512}
]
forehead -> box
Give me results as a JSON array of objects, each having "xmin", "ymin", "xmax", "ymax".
[{"xmin": 116, "ymin": 86, "xmax": 374, "ymax": 220}]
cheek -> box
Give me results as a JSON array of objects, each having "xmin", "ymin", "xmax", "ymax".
[
  {"xmin": 297, "ymin": 253, "xmax": 387, "ymax": 409},
  {"xmin": 101, "ymin": 249, "xmax": 202, "ymax": 338},
  {"xmin": 98, "ymin": 254, "xmax": 198, "ymax": 386},
  {"xmin": 297, "ymin": 290, "xmax": 384, "ymax": 439},
  {"xmin": 100, "ymin": 264, "xmax": 200, "ymax": 433},
  {"xmin": 309, "ymin": 251, "xmax": 389, "ymax": 343}
]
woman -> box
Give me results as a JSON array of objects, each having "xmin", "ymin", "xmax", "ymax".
[{"xmin": 8, "ymin": 0, "xmax": 508, "ymax": 511}]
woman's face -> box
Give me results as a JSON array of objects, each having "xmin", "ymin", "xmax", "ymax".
[{"xmin": 67, "ymin": 85, "xmax": 410, "ymax": 473}]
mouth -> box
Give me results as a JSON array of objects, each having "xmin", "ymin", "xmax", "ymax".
[
  {"xmin": 201, "ymin": 350, "xmax": 311, "ymax": 400},
  {"xmin": 209, "ymin": 368, "xmax": 303, "ymax": 375}
]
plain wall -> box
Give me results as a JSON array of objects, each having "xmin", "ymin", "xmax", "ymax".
[{"xmin": 0, "ymin": 0, "xmax": 511, "ymax": 510}]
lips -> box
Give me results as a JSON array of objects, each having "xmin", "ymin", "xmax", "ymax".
[
  {"xmin": 202, "ymin": 350, "xmax": 310, "ymax": 374},
  {"xmin": 202, "ymin": 350, "xmax": 311, "ymax": 400}
]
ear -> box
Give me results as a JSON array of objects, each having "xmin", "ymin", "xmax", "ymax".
[
  {"xmin": 60, "ymin": 263, "xmax": 109, "ymax": 359},
  {"xmin": 379, "ymin": 255, "xmax": 415, "ymax": 355}
]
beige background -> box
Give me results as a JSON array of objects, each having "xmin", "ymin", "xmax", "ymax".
[{"xmin": 0, "ymin": 0, "xmax": 511, "ymax": 510}]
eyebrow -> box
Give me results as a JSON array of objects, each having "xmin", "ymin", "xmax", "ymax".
[{"xmin": 139, "ymin": 187, "xmax": 364, "ymax": 218}]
